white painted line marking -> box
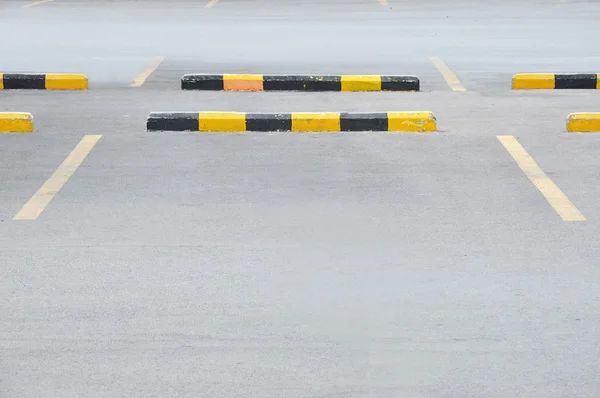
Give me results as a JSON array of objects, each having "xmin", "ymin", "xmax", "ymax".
[
  {"xmin": 14, "ymin": 135, "xmax": 102, "ymax": 221},
  {"xmin": 498, "ymin": 135, "xmax": 585, "ymax": 222},
  {"xmin": 429, "ymin": 56, "xmax": 467, "ymax": 92},
  {"xmin": 23, "ymin": 0, "xmax": 54, "ymax": 7},
  {"xmin": 130, "ymin": 56, "xmax": 166, "ymax": 88}
]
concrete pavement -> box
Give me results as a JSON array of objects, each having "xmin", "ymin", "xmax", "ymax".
[{"xmin": 1, "ymin": 0, "xmax": 600, "ymax": 397}]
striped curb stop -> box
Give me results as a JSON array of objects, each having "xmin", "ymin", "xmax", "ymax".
[
  {"xmin": 0, "ymin": 113, "xmax": 34, "ymax": 133},
  {"xmin": 181, "ymin": 74, "xmax": 420, "ymax": 92},
  {"xmin": 512, "ymin": 73, "xmax": 600, "ymax": 90},
  {"xmin": 147, "ymin": 112, "xmax": 436, "ymax": 132},
  {"xmin": 0, "ymin": 73, "xmax": 88, "ymax": 90}
]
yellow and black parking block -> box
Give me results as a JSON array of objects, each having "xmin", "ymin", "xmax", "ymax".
[
  {"xmin": 512, "ymin": 73, "xmax": 600, "ymax": 89},
  {"xmin": 181, "ymin": 74, "xmax": 420, "ymax": 92},
  {"xmin": 0, "ymin": 73, "xmax": 88, "ymax": 90},
  {"xmin": 147, "ymin": 112, "xmax": 436, "ymax": 133}
]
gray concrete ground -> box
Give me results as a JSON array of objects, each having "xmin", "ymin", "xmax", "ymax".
[{"xmin": 1, "ymin": 0, "xmax": 600, "ymax": 397}]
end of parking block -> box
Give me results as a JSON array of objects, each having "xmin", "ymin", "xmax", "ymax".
[
  {"xmin": 387, "ymin": 112, "xmax": 436, "ymax": 132},
  {"xmin": 0, "ymin": 112, "xmax": 34, "ymax": 133},
  {"xmin": 45, "ymin": 73, "xmax": 88, "ymax": 90},
  {"xmin": 512, "ymin": 73, "xmax": 555, "ymax": 89},
  {"xmin": 567, "ymin": 113, "xmax": 600, "ymax": 132}
]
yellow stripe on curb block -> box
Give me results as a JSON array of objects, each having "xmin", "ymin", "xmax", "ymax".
[
  {"xmin": 512, "ymin": 73, "xmax": 555, "ymax": 89},
  {"xmin": 45, "ymin": 73, "xmax": 88, "ymax": 90},
  {"xmin": 388, "ymin": 112, "xmax": 436, "ymax": 132},
  {"xmin": 597, "ymin": 74, "xmax": 600, "ymax": 89},
  {"xmin": 292, "ymin": 113, "xmax": 341, "ymax": 132},
  {"xmin": 341, "ymin": 75, "xmax": 381, "ymax": 92},
  {"xmin": 0, "ymin": 112, "xmax": 34, "ymax": 133},
  {"xmin": 567, "ymin": 113, "xmax": 600, "ymax": 132},
  {"xmin": 199, "ymin": 112, "xmax": 246, "ymax": 132},
  {"xmin": 0, "ymin": 73, "xmax": 3, "ymax": 89}
]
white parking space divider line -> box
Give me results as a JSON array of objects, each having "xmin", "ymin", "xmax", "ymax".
[{"xmin": 13, "ymin": 135, "xmax": 102, "ymax": 221}]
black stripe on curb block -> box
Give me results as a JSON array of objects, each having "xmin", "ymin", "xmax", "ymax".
[
  {"xmin": 246, "ymin": 113, "xmax": 292, "ymax": 132},
  {"xmin": 381, "ymin": 76, "xmax": 419, "ymax": 91},
  {"xmin": 263, "ymin": 75, "xmax": 342, "ymax": 91},
  {"xmin": 555, "ymin": 74, "xmax": 597, "ymax": 89},
  {"xmin": 340, "ymin": 113, "xmax": 388, "ymax": 131},
  {"xmin": 181, "ymin": 75, "xmax": 224, "ymax": 90},
  {"xmin": 147, "ymin": 112, "xmax": 198, "ymax": 131},
  {"xmin": 3, "ymin": 74, "xmax": 45, "ymax": 89}
]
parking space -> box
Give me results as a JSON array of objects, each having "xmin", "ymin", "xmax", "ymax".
[
  {"xmin": 2, "ymin": 131, "xmax": 600, "ymax": 397},
  {"xmin": 0, "ymin": 131, "xmax": 593, "ymax": 231}
]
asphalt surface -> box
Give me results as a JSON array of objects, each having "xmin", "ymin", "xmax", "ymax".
[{"xmin": 2, "ymin": 0, "xmax": 600, "ymax": 397}]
